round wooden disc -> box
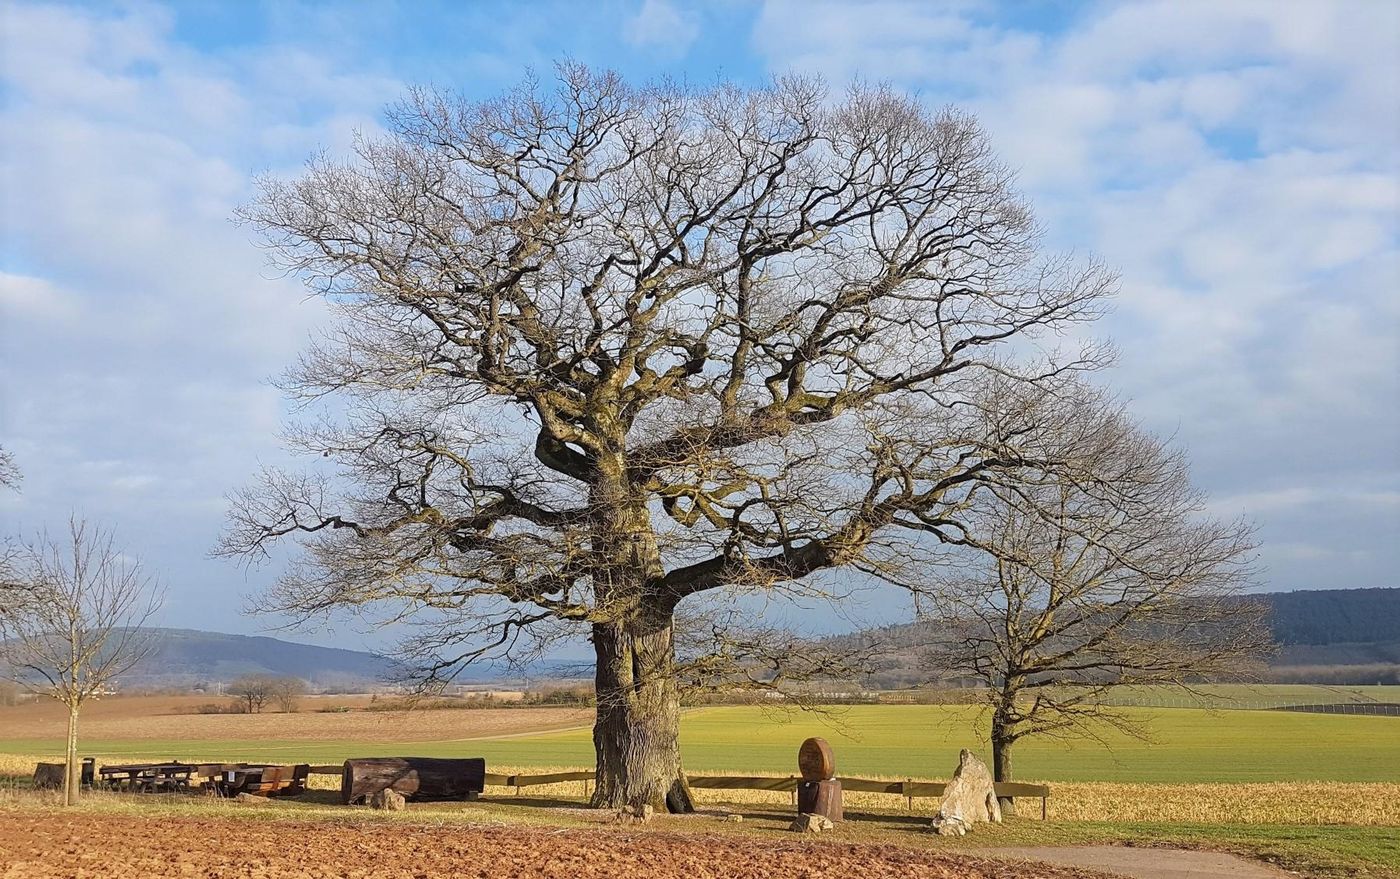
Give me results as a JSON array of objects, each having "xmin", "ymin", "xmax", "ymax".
[{"xmin": 798, "ymin": 737, "xmax": 835, "ymax": 781}]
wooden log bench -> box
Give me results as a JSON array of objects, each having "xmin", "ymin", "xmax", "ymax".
[{"xmin": 341, "ymin": 757, "xmax": 486, "ymax": 805}]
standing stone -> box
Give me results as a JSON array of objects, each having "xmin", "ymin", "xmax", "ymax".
[{"xmin": 930, "ymin": 749, "xmax": 1002, "ymax": 835}]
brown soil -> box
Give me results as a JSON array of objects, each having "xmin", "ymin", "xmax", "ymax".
[
  {"xmin": 0, "ymin": 696, "xmax": 590, "ymax": 742},
  {"xmin": 0, "ymin": 812, "xmax": 1107, "ymax": 879}
]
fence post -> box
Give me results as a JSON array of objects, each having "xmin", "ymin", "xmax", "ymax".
[{"xmin": 905, "ymin": 778, "xmax": 913, "ymax": 812}]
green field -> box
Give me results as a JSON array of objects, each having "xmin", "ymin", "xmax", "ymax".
[
  {"xmin": 1089, "ymin": 683, "xmax": 1400, "ymax": 710},
  {"xmin": 4, "ymin": 703, "xmax": 1398, "ymax": 782}
]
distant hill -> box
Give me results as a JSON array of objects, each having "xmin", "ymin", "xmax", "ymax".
[
  {"xmin": 1265, "ymin": 587, "xmax": 1400, "ymax": 647},
  {"xmin": 828, "ymin": 587, "xmax": 1400, "ymax": 688},
  {"xmin": 43, "ymin": 587, "xmax": 1400, "ymax": 692},
  {"xmin": 125, "ymin": 628, "xmax": 402, "ymax": 689},
  {"xmin": 1264, "ymin": 588, "xmax": 1400, "ymax": 676}
]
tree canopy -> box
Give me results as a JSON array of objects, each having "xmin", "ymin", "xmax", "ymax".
[{"xmin": 223, "ymin": 65, "xmax": 1119, "ymax": 810}]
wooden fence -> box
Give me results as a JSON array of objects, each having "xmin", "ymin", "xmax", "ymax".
[{"xmin": 306, "ymin": 764, "xmax": 1050, "ymax": 818}]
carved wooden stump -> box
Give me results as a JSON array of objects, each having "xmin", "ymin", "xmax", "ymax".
[{"xmin": 795, "ymin": 737, "xmax": 841, "ymax": 822}]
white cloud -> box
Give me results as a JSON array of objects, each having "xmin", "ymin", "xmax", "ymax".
[
  {"xmin": 0, "ymin": 3, "xmax": 385, "ymax": 628},
  {"xmin": 0, "ymin": 272, "xmax": 79, "ymax": 323},
  {"xmin": 623, "ymin": 0, "xmax": 700, "ymax": 57},
  {"xmin": 749, "ymin": 0, "xmax": 1400, "ymax": 591}
]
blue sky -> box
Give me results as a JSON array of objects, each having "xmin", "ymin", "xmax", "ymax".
[{"xmin": 1, "ymin": 0, "xmax": 1397, "ymax": 651}]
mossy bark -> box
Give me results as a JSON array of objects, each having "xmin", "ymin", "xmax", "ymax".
[
  {"xmin": 586, "ymin": 455, "xmax": 694, "ymax": 813},
  {"xmin": 590, "ymin": 615, "xmax": 694, "ymax": 812}
]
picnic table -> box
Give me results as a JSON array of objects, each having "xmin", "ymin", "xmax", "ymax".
[{"xmin": 98, "ymin": 762, "xmax": 196, "ymax": 793}]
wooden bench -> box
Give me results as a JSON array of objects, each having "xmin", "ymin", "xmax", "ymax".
[
  {"xmin": 221, "ymin": 764, "xmax": 310, "ymax": 798},
  {"xmin": 194, "ymin": 763, "xmax": 247, "ymax": 794}
]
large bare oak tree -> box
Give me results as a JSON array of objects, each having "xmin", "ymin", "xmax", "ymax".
[
  {"xmin": 222, "ymin": 66, "xmax": 1115, "ymax": 811},
  {"xmin": 917, "ymin": 394, "xmax": 1269, "ymax": 807},
  {"xmin": 0, "ymin": 519, "xmax": 162, "ymax": 805}
]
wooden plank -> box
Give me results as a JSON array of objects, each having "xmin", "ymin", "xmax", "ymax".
[
  {"xmin": 993, "ymin": 782, "xmax": 1050, "ymax": 798},
  {"xmin": 483, "ymin": 772, "xmax": 512, "ymax": 787},
  {"xmin": 510, "ymin": 770, "xmax": 595, "ymax": 787},
  {"xmin": 900, "ymin": 782, "xmax": 947, "ymax": 799},
  {"xmin": 685, "ymin": 775, "xmax": 798, "ymax": 792},
  {"xmin": 308, "ymin": 765, "xmax": 342, "ymax": 775},
  {"xmin": 835, "ymin": 777, "xmax": 909, "ymax": 795}
]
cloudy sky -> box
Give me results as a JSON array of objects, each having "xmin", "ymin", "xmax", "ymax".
[{"xmin": 1, "ymin": 0, "xmax": 1396, "ymax": 649}]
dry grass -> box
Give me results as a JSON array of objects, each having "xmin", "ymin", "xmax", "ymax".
[{"xmin": 5, "ymin": 752, "xmax": 1397, "ymax": 827}]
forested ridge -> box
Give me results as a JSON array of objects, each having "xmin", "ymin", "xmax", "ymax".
[{"xmin": 1265, "ymin": 588, "xmax": 1400, "ymax": 645}]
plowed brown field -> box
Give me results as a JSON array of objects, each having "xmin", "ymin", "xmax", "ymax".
[
  {"xmin": 0, "ymin": 697, "xmax": 589, "ymax": 742},
  {"xmin": 0, "ymin": 813, "xmax": 1104, "ymax": 879}
]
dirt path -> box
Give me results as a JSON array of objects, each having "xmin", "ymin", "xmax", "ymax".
[
  {"xmin": 984, "ymin": 846, "xmax": 1292, "ymax": 879},
  {"xmin": 0, "ymin": 812, "xmax": 1111, "ymax": 879}
]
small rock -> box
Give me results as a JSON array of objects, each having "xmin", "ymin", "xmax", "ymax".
[
  {"xmin": 788, "ymin": 813, "xmax": 834, "ymax": 834},
  {"xmin": 720, "ymin": 814, "xmax": 743, "ymax": 823},
  {"xmin": 370, "ymin": 788, "xmax": 406, "ymax": 811},
  {"xmin": 930, "ymin": 813, "xmax": 968, "ymax": 836},
  {"xmin": 234, "ymin": 793, "xmax": 268, "ymax": 805}
]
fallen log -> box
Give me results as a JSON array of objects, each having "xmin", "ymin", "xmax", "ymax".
[{"xmin": 341, "ymin": 757, "xmax": 486, "ymax": 805}]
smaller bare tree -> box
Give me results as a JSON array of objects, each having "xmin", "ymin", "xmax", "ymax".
[
  {"xmin": 672, "ymin": 603, "xmax": 876, "ymax": 708},
  {"xmin": 0, "ymin": 518, "xmax": 163, "ymax": 805},
  {"xmin": 228, "ymin": 674, "xmax": 276, "ymax": 714},
  {"xmin": 919, "ymin": 401, "xmax": 1270, "ymax": 810},
  {"xmin": 270, "ymin": 676, "xmax": 307, "ymax": 713}
]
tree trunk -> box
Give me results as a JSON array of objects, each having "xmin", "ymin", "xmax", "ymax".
[
  {"xmin": 590, "ymin": 612, "xmax": 694, "ymax": 813},
  {"xmin": 991, "ymin": 719, "xmax": 1015, "ymax": 816},
  {"xmin": 64, "ymin": 706, "xmax": 79, "ymax": 807}
]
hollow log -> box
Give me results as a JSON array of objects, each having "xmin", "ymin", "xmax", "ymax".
[{"xmin": 341, "ymin": 757, "xmax": 485, "ymax": 805}]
